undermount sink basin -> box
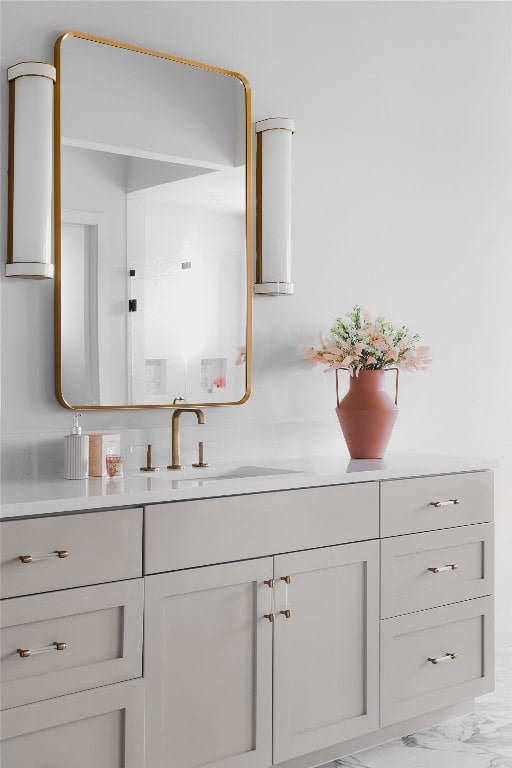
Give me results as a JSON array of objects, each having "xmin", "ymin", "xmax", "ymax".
[{"xmin": 133, "ymin": 465, "xmax": 300, "ymax": 483}]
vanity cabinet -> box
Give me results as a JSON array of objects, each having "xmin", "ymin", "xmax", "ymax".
[
  {"xmin": 143, "ymin": 540, "xmax": 379, "ymax": 768},
  {"xmin": 0, "ymin": 467, "xmax": 495, "ymax": 768},
  {"xmin": 379, "ymin": 472, "xmax": 494, "ymax": 732},
  {"xmin": 0, "ymin": 507, "xmax": 144, "ymax": 767}
]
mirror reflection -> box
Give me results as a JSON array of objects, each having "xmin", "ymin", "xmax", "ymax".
[{"xmin": 55, "ymin": 32, "xmax": 251, "ymax": 408}]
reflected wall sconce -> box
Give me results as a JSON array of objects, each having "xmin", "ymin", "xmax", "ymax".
[
  {"xmin": 255, "ymin": 117, "xmax": 295, "ymax": 296},
  {"xmin": 6, "ymin": 62, "xmax": 56, "ymax": 279}
]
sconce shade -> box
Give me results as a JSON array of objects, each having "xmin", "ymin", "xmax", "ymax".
[
  {"xmin": 7, "ymin": 62, "xmax": 56, "ymax": 279},
  {"xmin": 255, "ymin": 117, "xmax": 295, "ymax": 295}
]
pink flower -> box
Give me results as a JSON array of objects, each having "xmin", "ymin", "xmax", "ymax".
[
  {"xmin": 402, "ymin": 345, "xmax": 432, "ymax": 371},
  {"xmin": 301, "ymin": 346, "xmax": 321, "ymax": 361},
  {"xmin": 301, "ymin": 306, "xmax": 430, "ymax": 376}
]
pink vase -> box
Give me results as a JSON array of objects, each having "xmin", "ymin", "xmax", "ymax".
[{"xmin": 335, "ymin": 369, "xmax": 399, "ymax": 459}]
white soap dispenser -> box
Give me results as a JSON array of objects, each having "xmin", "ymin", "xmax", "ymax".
[{"xmin": 64, "ymin": 413, "xmax": 89, "ymax": 479}]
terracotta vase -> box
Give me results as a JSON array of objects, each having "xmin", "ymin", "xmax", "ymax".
[{"xmin": 335, "ymin": 368, "xmax": 399, "ymax": 459}]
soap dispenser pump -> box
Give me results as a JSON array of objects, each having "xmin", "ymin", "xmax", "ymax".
[{"xmin": 64, "ymin": 413, "xmax": 89, "ymax": 479}]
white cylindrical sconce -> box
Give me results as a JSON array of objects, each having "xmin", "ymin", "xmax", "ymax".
[
  {"xmin": 255, "ymin": 117, "xmax": 295, "ymax": 296},
  {"xmin": 6, "ymin": 62, "xmax": 56, "ymax": 279}
]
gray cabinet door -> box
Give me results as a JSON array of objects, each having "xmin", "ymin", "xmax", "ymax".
[
  {"xmin": 273, "ymin": 540, "xmax": 380, "ymax": 764},
  {"xmin": 0, "ymin": 678, "xmax": 144, "ymax": 768},
  {"xmin": 144, "ymin": 558, "xmax": 273, "ymax": 768}
]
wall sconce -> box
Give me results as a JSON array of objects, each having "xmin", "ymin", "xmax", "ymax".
[
  {"xmin": 6, "ymin": 62, "xmax": 56, "ymax": 279},
  {"xmin": 255, "ymin": 117, "xmax": 295, "ymax": 296}
]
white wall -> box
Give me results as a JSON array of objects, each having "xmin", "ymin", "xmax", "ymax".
[{"xmin": 1, "ymin": 1, "xmax": 511, "ymax": 645}]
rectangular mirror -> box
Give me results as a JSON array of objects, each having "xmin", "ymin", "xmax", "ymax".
[{"xmin": 54, "ymin": 32, "xmax": 251, "ymax": 408}]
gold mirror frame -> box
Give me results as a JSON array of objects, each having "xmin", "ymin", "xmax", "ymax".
[{"xmin": 54, "ymin": 31, "xmax": 252, "ymax": 410}]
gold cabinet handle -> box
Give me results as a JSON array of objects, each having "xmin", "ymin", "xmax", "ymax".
[
  {"xmin": 263, "ymin": 577, "xmax": 275, "ymax": 622},
  {"xmin": 17, "ymin": 641, "xmax": 67, "ymax": 658},
  {"xmin": 427, "ymin": 652, "xmax": 458, "ymax": 665},
  {"xmin": 19, "ymin": 550, "xmax": 69, "ymax": 564},
  {"xmin": 279, "ymin": 575, "xmax": 292, "ymax": 618},
  {"xmin": 428, "ymin": 564, "xmax": 458, "ymax": 574},
  {"xmin": 429, "ymin": 499, "xmax": 460, "ymax": 508}
]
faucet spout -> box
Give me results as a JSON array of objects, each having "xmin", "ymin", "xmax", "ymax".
[{"xmin": 168, "ymin": 408, "xmax": 206, "ymax": 470}]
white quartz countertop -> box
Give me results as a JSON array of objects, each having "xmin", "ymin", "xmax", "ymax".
[{"xmin": 0, "ymin": 453, "xmax": 497, "ymax": 520}]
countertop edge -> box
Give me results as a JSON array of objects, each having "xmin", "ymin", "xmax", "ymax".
[{"xmin": 0, "ymin": 454, "xmax": 498, "ymax": 520}]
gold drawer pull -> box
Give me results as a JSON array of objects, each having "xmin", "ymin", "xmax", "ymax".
[
  {"xmin": 427, "ymin": 652, "xmax": 458, "ymax": 665},
  {"xmin": 280, "ymin": 609, "xmax": 291, "ymax": 619},
  {"xmin": 264, "ymin": 579, "xmax": 275, "ymax": 588},
  {"xmin": 19, "ymin": 550, "xmax": 69, "ymax": 564},
  {"xmin": 429, "ymin": 499, "xmax": 460, "ymax": 508},
  {"xmin": 17, "ymin": 641, "xmax": 67, "ymax": 658},
  {"xmin": 280, "ymin": 575, "xmax": 291, "ymax": 584},
  {"xmin": 263, "ymin": 613, "xmax": 275, "ymax": 623},
  {"xmin": 428, "ymin": 564, "xmax": 458, "ymax": 574}
]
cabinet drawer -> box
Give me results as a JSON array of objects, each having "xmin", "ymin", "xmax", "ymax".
[
  {"xmin": 0, "ymin": 579, "xmax": 143, "ymax": 709},
  {"xmin": 0, "ymin": 507, "xmax": 142, "ymax": 598},
  {"xmin": 380, "ymin": 472, "xmax": 493, "ymax": 537},
  {"xmin": 380, "ymin": 596, "xmax": 494, "ymax": 727},
  {"xmin": 381, "ymin": 523, "xmax": 494, "ymax": 618},
  {"xmin": 144, "ymin": 483, "xmax": 379, "ymax": 574},
  {"xmin": 0, "ymin": 678, "xmax": 144, "ymax": 768}
]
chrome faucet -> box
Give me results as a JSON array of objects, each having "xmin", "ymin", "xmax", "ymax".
[{"xmin": 168, "ymin": 408, "xmax": 206, "ymax": 470}]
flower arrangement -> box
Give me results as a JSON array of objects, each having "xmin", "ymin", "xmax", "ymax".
[{"xmin": 304, "ymin": 305, "xmax": 431, "ymax": 375}]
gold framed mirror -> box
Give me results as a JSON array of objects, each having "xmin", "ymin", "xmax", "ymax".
[{"xmin": 54, "ymin": 31, "xmax": 251, "ymax": 409}]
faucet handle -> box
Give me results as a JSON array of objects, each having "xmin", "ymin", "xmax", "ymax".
[
  {"xmin": 192, "ymin": 441, "xmax": 210, "ymax": 469},
  {"xmin": 192, "ymin": 441, "xmax": 217, "ymax": 468},
  {"xmin": 131, "ymin": 443, "xmax": 159, "ymax": 472}
]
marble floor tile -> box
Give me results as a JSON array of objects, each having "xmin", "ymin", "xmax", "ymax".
[
  {"xmin": 318, "ymin": 646, "xmax": 512, "ymax": 768},
  {"xmin": 426, "ymin": 705, "xmax": 512, "ymax": 759},
  {"xmin": 330, "ymin": 735, "xmax": 512, "ymax": 767}
]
